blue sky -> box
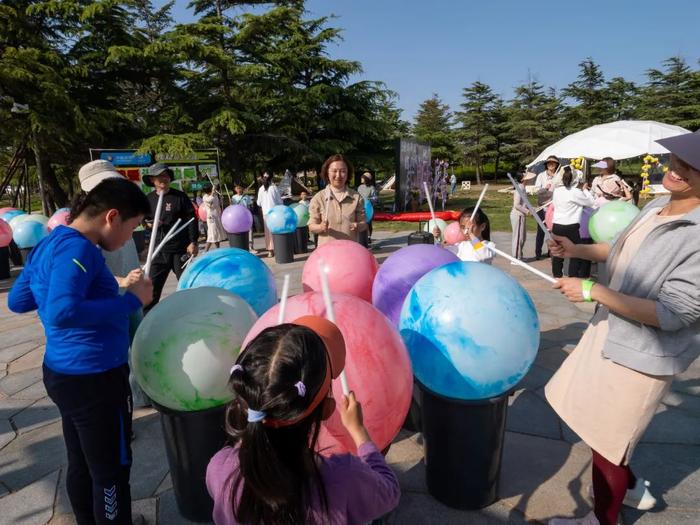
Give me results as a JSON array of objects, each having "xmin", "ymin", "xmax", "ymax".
[{"xmin": 165, "ymin": 0, "xmax": 700, "ymax": 122}]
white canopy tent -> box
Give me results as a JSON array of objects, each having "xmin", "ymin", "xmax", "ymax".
[{"xmin": 527, "ymin": 120, "xmax": 691, "ymax": 167}]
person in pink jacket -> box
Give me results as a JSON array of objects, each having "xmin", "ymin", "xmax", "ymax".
[{"xmin": 206, "ymin": 317, "xmax": 401, "ymax": 525}]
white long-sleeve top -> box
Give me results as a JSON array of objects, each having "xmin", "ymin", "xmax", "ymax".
[
  {"xmin": 511, "ymin": 183, "xmax": 530, "ymax": 216},
  {"xmin": 257, "ymin": 184, "xmax": 283, "ymax": 215},
  {"xmin": 552, "ymin": 186, "xmax": 596, "ymax": 225}
]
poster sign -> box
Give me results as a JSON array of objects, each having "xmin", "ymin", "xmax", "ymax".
[{"xmin": 394, "ymin": 138, "xmax": 432, "ymax": 212}]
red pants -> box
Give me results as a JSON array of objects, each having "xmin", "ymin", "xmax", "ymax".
[{"xmin": 592, "ymin": 450, "xmax": 636, "ymax": 525}]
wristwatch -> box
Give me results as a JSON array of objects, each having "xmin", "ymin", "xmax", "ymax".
[{"xmin": 581, "ymin": 279, "xmax": 595, "ymax": 302}]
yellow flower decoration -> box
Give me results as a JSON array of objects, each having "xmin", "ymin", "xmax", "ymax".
[{"xmin": 639, "ymin": 154, "xmax": 666, "ymax": 197}]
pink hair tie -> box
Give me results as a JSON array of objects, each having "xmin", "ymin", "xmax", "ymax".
[{"xmin": 294, "ymin": 381, "xmax": 306, "ymax": 397}]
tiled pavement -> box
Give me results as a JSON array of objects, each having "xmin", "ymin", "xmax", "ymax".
[{"xmin": 1, "ymin": 230, "xmax": 698, "ymax": 524}]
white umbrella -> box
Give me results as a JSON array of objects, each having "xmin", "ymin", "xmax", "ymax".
[{"xmin": 527, "ymin": 120, "xmax": 691, "ymax": 167}]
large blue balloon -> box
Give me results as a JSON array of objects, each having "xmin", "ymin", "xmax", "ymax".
[
  {"xmin": 399, "ymin": 261, "xmax": 539, "ymax": 400},
  {"xmin": 265, "ymin": 205, "xmax": 298, "ymax": 234},
  {"xmin": 364, "ymin": 198, "xmax": 374, "ymax": 223},
  {"xmin": 13, "ymin": 220, "xmax": 49, "ymax": 249},
  {"xmin": 177, "ymin": 248, "xmax": 277, "ymax": 315}
]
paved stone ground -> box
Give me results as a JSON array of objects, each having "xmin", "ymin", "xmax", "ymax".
[{"xmin": 1, "ymin": 229, "xmax": 698, "ymax": 524}]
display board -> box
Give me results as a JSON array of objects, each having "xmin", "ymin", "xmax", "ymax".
[
  {"xmin": 394, "ymin": 138, "xmax": 432, "ymax": 212},
  {"xmin": 89, "ymin": 149, "xmax": 221, "ymax": 194}
]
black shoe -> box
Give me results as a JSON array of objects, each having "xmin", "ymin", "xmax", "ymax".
[{"xmin": 536, "ymin": 255, "xmax": 543, "ymax": 261}]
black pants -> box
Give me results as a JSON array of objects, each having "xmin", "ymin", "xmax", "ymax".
[
  {"xmin": 577, "ymin": 237, "xmax": 593, "ymax": 278},
  {"xmin": 551, "ymin": 223, "xmax": 582, "ymax": 278},
  {"xmin": 44, "ymin": 364, "xmax": 133, "ymax": 525},
  {"xmin": 535, "ymin": 209, "xmax": 548, "ymax": 258},
  {"xmin": 146, "ymin": 251, "xmax": 186, "ymax": 312}
]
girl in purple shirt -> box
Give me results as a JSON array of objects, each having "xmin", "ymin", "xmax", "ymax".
[{"xmin": 206, "ymin": 318, "xmax": 401, "ymax": 525}]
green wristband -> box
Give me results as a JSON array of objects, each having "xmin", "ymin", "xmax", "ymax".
[{"xmin": 582, "ymin": 279, "xmax": 595, "ymax": 302}]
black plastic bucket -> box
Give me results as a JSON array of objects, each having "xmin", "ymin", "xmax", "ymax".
[
  {"xmin": 358, "ymin": 229, "xmax": 369, "ymax": 248},
  {"xmin": 407, "ymin": 231, "xmax": 434, "ymax": 245},
  {"xmin": 227, "ymin": 232, "xmax": 249, "ymax": 251},
  {"xmin": 419, "ymin": 383, "xmax": 508, "ymax": 510},
  {"xmin": 293, "ymin": 226, "xmax": 309, "ymax": 254},
  {"xmin": 272, "ymin": 233, "xmax": 295, "ymax": 263},
  {"xmin": 155, "ymin": 403, "xmax": 228, "ymax": 522},
  {"xmin": 0, "ymin": 247, "xmax": 10, "ymax": 279}
]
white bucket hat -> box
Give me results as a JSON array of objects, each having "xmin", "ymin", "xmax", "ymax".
[{"xmin": 79, "ymin": 160, "xmax": 124, "ymax": 192}]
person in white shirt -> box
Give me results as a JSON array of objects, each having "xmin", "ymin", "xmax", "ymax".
[
  {"xmin": 533, "ymin": 155, "xmax": 560, "ymax": 259},
  {"xmin": 450, "ymin": 172, "xmax": 457, "ymax": 195},
  {"xmin": 551, "ymin": 166, "xmax": 596, "ymax": 278},
  {"xmin": 256, "ymin": 172, "xmax": 283, "ymax": 257}
]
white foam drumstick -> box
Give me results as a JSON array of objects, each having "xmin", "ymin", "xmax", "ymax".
[
  {"xmin": 470, "ymin": 184, "xmax": 489, "ymax": 221},
  {"xmin": 488, "ymin": 244, "xmax": 557, "ymax": 283},
  {"xmin": 144, "ymin": 191, "xmax": 164, "ymax": 277},
  {"xmin": 277, "ymin": 274, "xmax": 291, "ymax": 324},
  {"xmin": 319, "ymin": 260, "xmax": 350, "ymax": 395},
  {"xmin": 507, "ymin": 172, "xmax": 552, "ymax": 241}
]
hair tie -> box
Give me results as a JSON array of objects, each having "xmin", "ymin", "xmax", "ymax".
[
  {"xmin": 247, "ymin": 408, "xmax": 266, "ymax": 423},
  {"xmin": 294, "ymin": 381, "xmax": 306, "ymax": 397},
  {"xmin": 230, "ymin": 364, "xmax": 243, "ymax": 375}
]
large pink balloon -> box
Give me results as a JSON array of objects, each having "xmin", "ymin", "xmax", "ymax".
[
  {"xmin": 0, "ymin": 207, "xmax": 18, "ymax": 216},
  {"xmin": 242, "ymin": 292, "xmax": 413, "ymax": 455},
  {"xmin": 48, "ymin": 210, "xmax": 70, "ymax": 231},
  {"xmin": 302, "ymin": 240, "xmax": 378, "ymax": 302},
  {"xmin": 197, "ymin": 206, "xmax": 207, "ymax": 221},
  {"xmin": 0, "ymin": 219, "xmax": 11, "ymax": 248},
  {"xmin": 443, "ymin": 221, "xmax": 466, "ymax": 245}
]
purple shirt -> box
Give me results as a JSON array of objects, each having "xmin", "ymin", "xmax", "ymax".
[{"xmin": 206, "ymin": 442, "xmax": 401, "ymax": 524}]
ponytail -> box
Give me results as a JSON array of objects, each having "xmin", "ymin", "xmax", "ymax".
[
  {"xmin": 562, "ymin": 167, "xmax": 573, "ymax": 189},
  {"xmin": 225, "ymin": 325, "xmax": 330, "ymax": 524},
  {"xmin": 68, "ymin": 178, "xmax": 150, "ymax": 224}
]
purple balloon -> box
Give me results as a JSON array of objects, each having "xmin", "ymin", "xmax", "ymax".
[
  {"xmin": 221, "ymin": 205, "xmax": 253, "ymax": 233},
  {"xmin": 372, "ymin": 244, "xmax": 460, "ymax": 326},
  {"xmin": 580, "ymin": 207, "xmax": 593, "ymax": 239}
]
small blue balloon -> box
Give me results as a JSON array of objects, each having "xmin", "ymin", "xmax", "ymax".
[
  {"xmin": 364, "ymin": 198, "xmax": 374, "ymax": 223},
  {"xmin": 13, "ymin": 220, "xmax": 49, "ymax": 249},
  {"xmin": 399, "ymin": 261, "xmax": 539, "ymax": 400},
  {"xmin": 177, "ymin": 248, "xmax": 277, "ymax": 315},
  {"xmin": 265, "ymin": 205, "xmax": 298, "ymax": 234}
]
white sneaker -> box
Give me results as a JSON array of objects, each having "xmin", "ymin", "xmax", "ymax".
[
  {"xmin": 587, "ymin": 478, "xmax": 657, "ymax": 511},
  {"xmin": 549, "ymin": 511, "xmax": 599, "ymax": 525},
  {"xmin": 623, "ymin": 478, "xmax": 657, "ymax": 510}
]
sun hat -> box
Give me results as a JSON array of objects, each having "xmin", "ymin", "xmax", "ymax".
[
  {"xmin": 78, "ymin": 160, "xmax": 124, "ymax": 192},
  {"xmin": 656, "ymin": 130, "xmax": 700, "ymax": 172},
  {"xmin": 544, "ymin": 155, "xmax": 560, "ymax": 167},
  {"xmin": 142, "ymin": 162, "xmax": 174, "ymax": 187}
]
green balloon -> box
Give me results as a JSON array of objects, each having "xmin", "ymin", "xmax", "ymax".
[
  {"xmin": 131, "ymin": 287, "xmax": 258, "ymax": 411},
  {"xmin": 9, "ymin": 213, "xmax": 49, "ymax": 229},
  {"xmin": 422, "ymin": 218, "xmax": 448, "ymax": 236},
  {"xmin": 588, "ymin": 200, "xmax": 640, "ymax": 243},
  {"xmin": 291, "ymin": 202, "xmax": 310, "ymax": 227}
]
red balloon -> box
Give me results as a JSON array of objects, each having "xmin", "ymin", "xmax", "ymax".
[
  {"xmin": 302, "ymin": 240, "xmax": 378, "ymax": 302},
  {"xmin": 197, "ymin": 205, "xmax": 207, "ymax": 222},
  {"xmin": 443, "ymin": 221, "xmax": 466, "ymax": 245},
  {"xmin": 242, "ymin": 292, "xmax": 413, "ymax": 455},
  {"xmin": 0, "ymin": 219, "xmax": 12, "ymax": 248}
]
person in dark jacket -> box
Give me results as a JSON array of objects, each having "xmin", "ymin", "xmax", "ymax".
[{"xmin": 143, "ymin": 163, "xmax": 198, "ymax": 311}]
